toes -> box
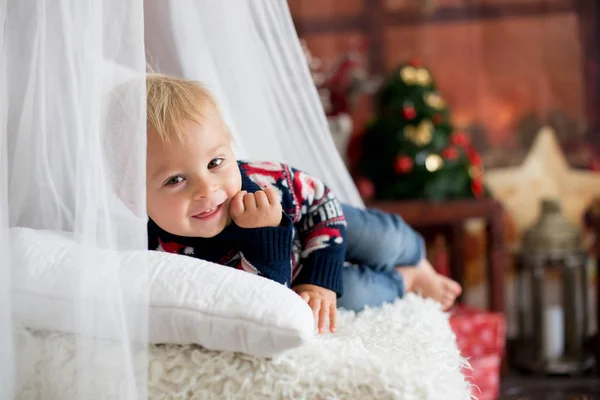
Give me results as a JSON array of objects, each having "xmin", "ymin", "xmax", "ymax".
[
  {"xmin": 413, "ymin": 271, "xmax": 462, "ymax": 309},
  {"xmin": 453, "ymin": 282, "xmax": 463, "ymax": 296},
  {"xmin": 441, "ymin": 298, "xmax": 454, "ymax": 311},
  {"xmin": 441, "ymin": 298, "xmax": 453, "ymax": 311},
  {"xmin": 441, "ymin": 284, "xmax": 459, "ymax": 310},
  {"xmin": 443, "ymin": 278, "xmax": 462, "ymax": 296}
]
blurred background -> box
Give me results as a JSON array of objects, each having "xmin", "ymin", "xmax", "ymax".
[{"xmin": 290, "ymin": 1, "xmax": 600, "ymax": 398}]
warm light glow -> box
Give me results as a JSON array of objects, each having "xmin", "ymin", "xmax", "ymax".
[
  {"xmin": 452, "ymin": 111, "xmax": 471, "ymax": 130},
  {"xmin": 425, "ymin": 154, "xmax": 443, "ymax": 172},
  {"xmin": 451, "ymin": 100, "xmax": 518, "ymax": 146}
]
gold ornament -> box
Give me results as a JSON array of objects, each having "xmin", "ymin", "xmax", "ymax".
[
  {"xmin": 400, "ymin": 66, "xmax": 432, "ymax": 86},
  {"xmin": 425, "ymin": 154, "xmax": 444, "ymax": 172},
  {"xmin": 400, "ymin": 66, "xmax": 417, "ymax": 84},
  {"xmin": 424, "ymin": 92, "xmax": 446, "ymax": 109},
  {"xmin": 403, "ymin": 120, "xmax": 434, "ymax": 146},
  {"xmin": 469, "ymin": 165, "xmax": 484, "ymax": 178},
  {"xmin": 415, "ymin": 68, "xmax": 432, "ymax": 86}
]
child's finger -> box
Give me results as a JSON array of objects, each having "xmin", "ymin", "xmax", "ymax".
[
  {"xmin": 229, "ymin": 191, "xmax": 247, "ymax": 218},
  {"xmin": 243, "ymin": 192, "xmax": 257, "ymax": 211},
  {"xmin": 254, "ymin": 190, "xmax": 269, "ymax": 210},
  {"xmin": 318, "ymin": 301, "xmax": 329, "ymax": 333},
  {"xmin": 308, "ymin": 298, "xmax": 321, "ymax": 328},
  {"xmin": 329, "ymin": 304, "xmax": 337, "ymax": 333},
  {"xmin": 299, "ymin": 292, "xmax": 310, "ymax": 303},
  {"xmin": 264, "ymin": 186, "xmax": 279, "ymax": 205}
]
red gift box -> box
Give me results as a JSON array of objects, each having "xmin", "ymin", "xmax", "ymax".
[
  {"xmin": 463, "ymin": 354, "xmax": 502, "ymax": 400},
  {"xmin": 449, "ymin": 305, "xmax": 506, "ymax": 400},
  {"xmin": 449, "ymin": 304, "xmax": 506, "ymax": 358}
]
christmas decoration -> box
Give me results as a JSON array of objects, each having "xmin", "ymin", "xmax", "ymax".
[
  {"xmin": 358, "ymin": 60, "xmax": 487, "ymax": 200},
  {"xmin": 408, "ymin": 57, "xmax": 421, "ymax": 67},
  {"xmin": 486, "ymin": 127, "xmax": 600, "ymax": 231},
  {"xmin": 399, "ymin": 64, "xmax": 433, "ymax": 87},
  {"xmin": 425, "ymin": 154, "xmax": 443, "ymax": 172},
  {"xmin": 355, "ymin": 176, "xmax": 376, "ymax": 200},
  {"xmin": 424, "ymin": 92, "xmax": 445, "ymax": 109},
  {"xmin": 450, "ymin": 132, "xmax": 469, "ymax": 147},
  {"xmin": 449, "ymin": 305, "xmax": 505, "ymax": 400},
  {"xmin": 302, "ymin": 39, "xmax": 380, "ymax": 167},
  {"xmin": 402, "ymin": 102, "xmax": 417, "ymax": 120},
  {"xmin": 394, "ymin": 155, "xmax": 414, "ymax": 174},
  {"xmin": 442, "ymin": 147, "xmax": 459, "ymax": 161},
  {"xmin": 403, "ymin": 120, "xmax": 434, "ymax": 147}
]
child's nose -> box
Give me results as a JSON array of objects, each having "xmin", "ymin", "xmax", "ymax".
[{"xmin": 192, "ymin": 177, "xmax": 218, "ymax": 199}]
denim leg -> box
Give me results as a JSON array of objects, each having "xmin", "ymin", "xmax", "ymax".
[
  {"xmin": 342, "ymin": 204, "xmax": 425, "ymax": 272},
  {"xmin": 337, "ymin": 264, "xmax": 405, "ymax": 312}
]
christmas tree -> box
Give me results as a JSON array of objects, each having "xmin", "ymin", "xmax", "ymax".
[{"xmin": 357, "ymin": 58, "xmax": 486, "ymax": 201}]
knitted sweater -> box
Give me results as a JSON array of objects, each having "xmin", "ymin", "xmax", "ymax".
[{"xmin": 147, "ymin": 161, "xmax": 347, "ymax": 296}]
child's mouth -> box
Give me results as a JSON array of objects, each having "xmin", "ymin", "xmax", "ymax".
[{"xmin": 192, "ymin": 204, "xmax": 222, "ymax": 220}]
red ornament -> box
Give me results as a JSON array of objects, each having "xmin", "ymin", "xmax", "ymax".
[
  {"xmin": 432, "ymin": 114, "xmax": 444, "ymax": 124},
  {"xmin": 327, "ymin": 91, "xmax": 350, "ymax": 117},
  {"xmin": 471, "ymin": 179, "xmax": 484, "ymax": 198},
  {"xmin": 394, "ymin": 155, "xmax": 414, "ymax": 174},
  {"xmin": 466, "ymin": 145, "xmax": 482, "ymax": 166},
  {"xmin": 403, "ymin": 106, "xmax": 417, "ymax": 120},
  {"xmin": 356, "ymin": 177, "xmax": 375, "ymax": 200},
  {"xmin": 442, "ymin": 147, "xmax": 459, "ymax": 161},
  {"xmin": 450, "ymin": 132, "xmax": 470, "ymax": 147},
  {"xmin": 409, "ymin": 57, "xmax": 422, "ymax": 67}
]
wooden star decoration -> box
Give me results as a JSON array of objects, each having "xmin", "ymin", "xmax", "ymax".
[{"xmin": 485, "ymin": 126, "xmax": 600, "ymax": 232}]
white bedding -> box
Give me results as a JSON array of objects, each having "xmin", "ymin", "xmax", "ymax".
[{"xmin": 16, "ymin": 294, "xmax": 471, "ymax": 400}]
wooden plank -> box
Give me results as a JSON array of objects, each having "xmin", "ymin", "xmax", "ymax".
[
  {"xmin": 367, "ymin": 198, "xmax": 502, "ymax": 226},
  {"xmin": 294, "ymin": 14, "xmax": 366, "ymax": 36},
  {"xmin": 364, "ymin": 0, "xmax": 386, "ymax": 74},
  {"xmin": 593, "ymin": 204, "xmax": 600, "ymax": 370},
  {"xmin": 385, "ymin": 1, "xmax": 576, "ymax": 26},
  {"xmin": 446, "ymin": 223, "xmax": 466, "ymax": 302},
  {"xmin": 294, "ymin": 1, "xmax": 576, "ymax": 35},
  {"xmin": 486, "ymin": 205, "xmax": 507, "ymax": 313},
  {"xmin": 576, "ymin": 0, "xmax": 600, "ymax": 150}
]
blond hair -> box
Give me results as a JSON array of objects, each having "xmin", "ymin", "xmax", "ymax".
[{"xmin": 146, "ymin": 73, "xmax": 222, "ymax": 143}]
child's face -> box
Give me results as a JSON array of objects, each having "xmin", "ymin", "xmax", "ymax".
[{"xmin": 146, "ymin": 116, "xmax": 241, "ymax": 238}]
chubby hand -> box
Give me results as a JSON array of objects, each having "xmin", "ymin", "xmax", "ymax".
[
  {"xmin": 229, "ymin": 186, "xmax": 282, "ymax": 228},
  {"xmin": 292, "ymin": 284, "xmax": 337, "ymax": 334}
]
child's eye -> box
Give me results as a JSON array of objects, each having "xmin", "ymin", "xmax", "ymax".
[
  {"xmin": 208, "ymin": 158, "xmax": 224, "ymax": 169},
  {"xmin": 165, "ymin": 176, "xmax": 185, "ymax": 186}
]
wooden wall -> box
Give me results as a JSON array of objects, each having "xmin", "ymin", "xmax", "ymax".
[{"xmin": 290, "ymin": 0, "xmax": 600, "ymax": 170}]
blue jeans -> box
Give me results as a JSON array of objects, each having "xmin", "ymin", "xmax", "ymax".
[{"xmin": 337, "ymin": 204, "xmax": 425, "ymax": 312}]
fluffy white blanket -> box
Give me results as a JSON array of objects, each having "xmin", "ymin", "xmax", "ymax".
[{"xmin": 16, "ymin": 294, "xmax": 471, "ymax": 400}]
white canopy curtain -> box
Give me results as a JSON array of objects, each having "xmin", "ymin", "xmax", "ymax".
[
  {"xmin": 143, "ymin": 0, "xmax": 364, "ymax": 208},
  {"xmin": 1, "ymin": 0, "xmax": 149, "ymax": 399},
  {"xmin": 2, "ymin": 0, "xmax": 362, "ymax": 397}
]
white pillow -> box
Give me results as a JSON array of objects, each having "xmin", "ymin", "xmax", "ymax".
[{"xmin": 10, "ymin": 227, "xmax": 314, "ymax": 358}]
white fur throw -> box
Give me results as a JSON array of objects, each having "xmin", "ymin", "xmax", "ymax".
[{"xmin": 16, "ymin": 294, "xmax": 471, "ymax": 400}]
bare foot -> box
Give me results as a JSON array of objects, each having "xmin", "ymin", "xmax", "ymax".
[{"xmin": 396, "ymin": 259, "xmax": 462, "ymax": 311}]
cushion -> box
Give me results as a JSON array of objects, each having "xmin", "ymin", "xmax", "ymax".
[
  {"xmin": 15, "ymin": 294, "xmax": 471, "ymax": 399},
  {"xmin": 10, "ymin": 227, "xmax": 314, "ymax": 357}
]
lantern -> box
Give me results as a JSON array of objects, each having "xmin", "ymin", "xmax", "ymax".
[{"xmin": 514, "ymin": 199, "xmax": 595, "ymax": 374}]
